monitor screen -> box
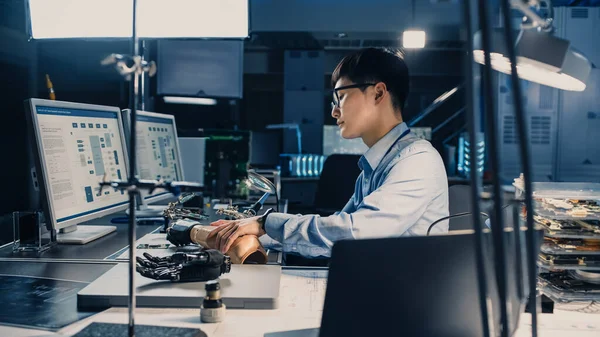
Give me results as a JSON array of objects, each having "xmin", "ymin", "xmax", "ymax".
[
  {"xmin": 27, "ymin": 0, "xmax": 249, "ymax": 39},
  {"xmin": 123, "ymin": 110, "xmax": 184, "ymax": 203},
  {"xmin": 157, "ymin": 40, "xmax": 244, "ymax": 99},
  {"xmin": 27, "ymin": 100, "xmax": 129, "ymax": 230}
]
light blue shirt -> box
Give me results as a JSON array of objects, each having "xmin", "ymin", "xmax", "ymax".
[{"xmin": 260, "ymin": 122, "xmax": 449, "ymax": 258}]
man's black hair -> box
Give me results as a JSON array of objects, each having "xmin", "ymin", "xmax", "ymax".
[{"xmin": 331, "ymin": 47, "xmax": 409, "ymax": 113}]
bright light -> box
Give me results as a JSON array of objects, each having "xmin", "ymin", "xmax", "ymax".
[
  {"xmin": 163, "ymin": 97, "xmax": 217, "ymax": 105},
  {"xmin": 473, "ymin": 50, "xmax": 587, "ymax": 91},
  {"xmin": 138, "ymin": 0, "xmax": 248, "ymax": 38},
  {"xmin": 27, "ymin": 0, "xmax": 249, "ymax": 39},
  {"xmin": 403, "ymin": 30, "xmax": 426, "ymax": 49},
  {"xmin": 29, "ymin": 0, "xmax": 132, "ymax": 39}
]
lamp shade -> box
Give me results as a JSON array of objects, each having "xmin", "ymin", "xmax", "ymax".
[{"xmin": 473, "ymin": 29, "xmax": 592, "ymax": 91}]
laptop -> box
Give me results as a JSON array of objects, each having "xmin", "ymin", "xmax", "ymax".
[
  {"xmin": 266, "ymin": 228, "xmax": 542, "ymax": 337},
  {"xmin": 78, "ymin": 263, "xmax": 281, "ymax": 310}
]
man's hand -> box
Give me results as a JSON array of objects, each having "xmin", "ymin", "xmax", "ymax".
[{"xmin": 210, "ymin": 217, "xmax": 266, "ymax": 253}]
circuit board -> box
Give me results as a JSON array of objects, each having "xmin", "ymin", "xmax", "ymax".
[
  {"xmin": 534, "ymin": 215, "xmax": 600, "ymax": 239},
  {"xmin": 541, "ymin": 237, "xmax": 600, "ymax": 255},
  {"xmin": 533, "ymin": 198, "xmax": 600, "ymax": 220},
  {"xmin": 539, "ymin": 271, "xmax": 600, "ymax": 303},
  {"xmin": 539, "ymin": 253, "xmax": 600, "ymax": 270}
]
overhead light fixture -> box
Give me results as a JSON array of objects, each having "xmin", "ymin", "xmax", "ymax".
[
  {"xmin": 163, "ymin": 96, "xmax": 217, "ymax": 105},
  {"xmin": 403, "ymin": 30, "xmax": 426, "ymax": 49},
  {"xmin": 472, "ymin": 2, "xmax": 592, "ymax": 92},
  {"xmin": 26, "ymin": 0, "xmax": 249, "ymax": 39}
]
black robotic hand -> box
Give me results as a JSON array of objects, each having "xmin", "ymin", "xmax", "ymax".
[
  {"xmin": 136, "ymin": 250, "xmax": 231, "ymax": 282},
  {"xmin": 166, "ymin": 219, "xmax": 196, "ymax": 246}
]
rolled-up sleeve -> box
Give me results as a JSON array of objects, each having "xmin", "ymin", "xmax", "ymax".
[{"xmin": 264, "ymin": 149, "xmax": 446, "ymax": 258}]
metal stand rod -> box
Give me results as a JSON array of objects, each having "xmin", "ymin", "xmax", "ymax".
[
  {"xmin": 128, "ymin": 0, "xmax": 140, "ymax": 336},
  {"xmin": 461, "ymin": 0, "xmax": 490, "ymax": 335},
  {"xmin": 97, "ymin": 4, "xmax": 202, "ymax": 337},
  {"xmin": 140, "ymin": 40, "xmax": 146, "ymax": 111},
  {"xmin": 499, "ymin": 1, "xmax": 539, "ymax": 336},
  {"xmin": 476, "ymin": 0, "xmax": 510, "ymax": 336}
]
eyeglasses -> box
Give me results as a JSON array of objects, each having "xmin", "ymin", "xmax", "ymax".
[{"xmin": 331, "ymin": 83, "xmax": 377, "ymax": 109}]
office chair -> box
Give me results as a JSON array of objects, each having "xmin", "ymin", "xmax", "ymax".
[
  {"xmin": 313, "ymin": 154, "xmax": 362, "ymax": 216},
  {"xmin": 448, "ymin": 184, "xmax": 477, "ymax": 231},
  {"xmin": 446, "ymin": 184, "xmax": 517, "ymax": 232}
]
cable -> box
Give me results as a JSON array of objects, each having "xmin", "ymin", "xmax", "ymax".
[
  {"xmin": 426, "ymin": 212, "xmax": 490, "ymax": 236},
  {"xmin": 427, "ymin": 203, "xmax": 513, "ymax": 236}
]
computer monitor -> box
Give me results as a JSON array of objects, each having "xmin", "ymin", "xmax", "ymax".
[
  {"xmin": 25, "ymin": 99, "xmax": 130, "ymax": 244},
  {"xmin": 121, "ymin": 109, "xmax": 186, "ymax": 217}
]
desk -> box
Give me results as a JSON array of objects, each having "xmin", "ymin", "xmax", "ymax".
[
  {"xmin": 0, "ymin": 260, "xmax": 598, "ymax": 337},
  {"xmin": 0, "ymin": 219, "xmax": 161, "ymax": 261},
  {"xmin": 0, "ymin": 261, "xmax": 326, "ymax": 337}
]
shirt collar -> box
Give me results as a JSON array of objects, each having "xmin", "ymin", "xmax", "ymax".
[{"xmin": 359, "ymin": 122, "xmax": 408, "ymax": 172}]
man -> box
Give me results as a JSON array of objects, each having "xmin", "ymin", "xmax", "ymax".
[{"xmin": 210, "ymin": 47, "xmax": 449, "ymax": 258}]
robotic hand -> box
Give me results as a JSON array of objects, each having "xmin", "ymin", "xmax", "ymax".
[
  {"xmin": 136, "ymin": 250, "xmax": 231, "ymax": 282},
  {"xmin": 166, "ymin": 220, "xmax": 196, "ymax": 246}
]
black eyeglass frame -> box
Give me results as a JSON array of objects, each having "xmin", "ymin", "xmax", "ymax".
[{"xmin": 330, "ymin": 83, "xmax": 377, "ymax": 109}]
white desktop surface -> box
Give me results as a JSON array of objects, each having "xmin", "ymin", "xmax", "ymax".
[
  {"xmin": 77, "ymin": 262, "xmax": 282, "ymax": 310},
  {"xmin": 1, "ymin": 266, "xmax": 599, "ymax": 337}
]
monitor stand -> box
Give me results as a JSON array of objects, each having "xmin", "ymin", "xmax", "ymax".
[{"xmin": 57, "ymin": 224, "xmax": 117, "ymax": 245}]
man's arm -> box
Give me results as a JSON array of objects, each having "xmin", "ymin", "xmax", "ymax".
[
  {"xmin": 259, "ymin": 193, "xmax": 357, "ymax": 251},
  {"xmin": 264, "ymin": 150, "xmax": 448, "ymax": 258}
]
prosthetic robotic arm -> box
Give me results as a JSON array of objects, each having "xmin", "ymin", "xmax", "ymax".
[
  {"xmin": 167, "ymin": 219, "xmax": 269, "ymax": 264},
  {"xmin": 136, "ymin": 250, "xmax": 231, "ymax": 282}
]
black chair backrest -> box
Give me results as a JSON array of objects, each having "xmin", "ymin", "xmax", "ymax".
[
  {"xmin": 448, "ymin": 184, "xmax": 517, "ymax": 231},
  {"xmin": 448, "ymin": 184, "xmax": 474, "ymax": 231},
  {"xmin": 313, "ymin": 154, "xmax": 361, "ymax": 215}
]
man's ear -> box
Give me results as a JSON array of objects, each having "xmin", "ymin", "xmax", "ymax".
[{"xmin": 374, "ymin": 82, "xmax": 387, "ymax": 103}]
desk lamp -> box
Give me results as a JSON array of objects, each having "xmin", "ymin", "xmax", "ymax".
[
  {"xmin": 463, "ymin": 1, "xmax": 591, "ymax": 337},
  {"xmin": 473, "ymin": 0, "xmax": 592, "ymax": 91}
]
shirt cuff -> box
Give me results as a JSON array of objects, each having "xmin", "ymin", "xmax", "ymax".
[{"xmin": 264, "ymin": 212, "xmax": 296, "ymax": 243}]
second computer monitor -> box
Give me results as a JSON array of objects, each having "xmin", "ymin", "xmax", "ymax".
[{"xmin": 122, "ymin": 109, "xmax": 184, "ymax": 204}]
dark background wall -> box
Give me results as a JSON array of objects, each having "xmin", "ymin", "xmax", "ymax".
[{"xmin": 0, "ymin": 0, "xmax": 466, "ymax": 244}]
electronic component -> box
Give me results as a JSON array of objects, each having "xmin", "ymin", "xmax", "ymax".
[
  {"xmin": 539, "ymin": 271, "xmax": 600, "ymax": 303},
  {"xmin": 535, "ymin": 198, "xmax": 600, "ymax": 219},
  {"xmin": 136, "ymin": 243, "xmax": 171, "ymax": 249},
  {"xmin": 538, "ymin": 253, "xmax": 600, "ymax": 271},
  {"xmin": 180, "ymin": 129, "xmax": 250, "ymax": 200},
  {"xmin": 542, "ymin": 237, "xmax": 600, "ymax": 255},
  {"xmin": 163, "ymin": 193, "xmax": 208, "ymax": 223},
  {"xmin": 200, "ymin": 281, "xmax": 226, "ymax": 323},
  {"xmin": 533, "ymin": 215, "xmax": 600, "ymax": 239}
]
